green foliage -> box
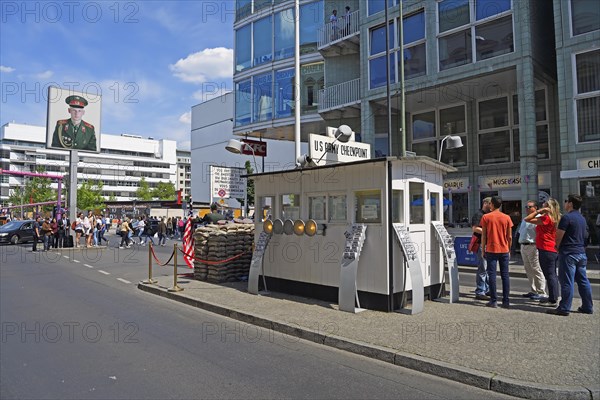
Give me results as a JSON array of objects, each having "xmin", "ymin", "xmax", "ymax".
[
  {"xmin": 107, "ymin": 194, "xmax": 117, "ymax": 201},
  {"xmin": 77, "ymin": 180, "xmax": 105, "ymax": 211},
  {"xmin": 236, "ymin": 161, "xmax": 255, "ymax": 214},
  {"xmin": 136, "ymin": 177, "xmax": 153, "ymax": 201},
  {"xmin": 152, "ymin": 181, "xmax": 176, "ymax": 200}
]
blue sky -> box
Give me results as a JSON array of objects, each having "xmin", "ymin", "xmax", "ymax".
[{"xmin": 0, "ymin": 1, "xmax": 235, "ymax": 149}]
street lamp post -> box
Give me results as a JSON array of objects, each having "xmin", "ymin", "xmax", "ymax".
[{"xmin": 225, "ymin": 139, "xmax": 260, "ymax": 173}]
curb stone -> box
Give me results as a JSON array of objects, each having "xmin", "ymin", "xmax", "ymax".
[{"xmin": 137, "ymin": 282, "xmax": 594, "ymax": 400}]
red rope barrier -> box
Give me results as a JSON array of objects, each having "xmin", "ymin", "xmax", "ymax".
[
  {"xmin": 150, "ymin": 245, "xmax": 175, "ymax": 266},
  {"xmin": 177, "ymin": 247, "xmax": 247, "ymax": 266}
]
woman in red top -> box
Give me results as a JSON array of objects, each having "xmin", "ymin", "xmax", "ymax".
[{"xmin": 524, "ymin": 198, "xmax": 562, "ymax": 306}]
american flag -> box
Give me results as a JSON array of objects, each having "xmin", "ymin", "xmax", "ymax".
[{"xmin": 183, "ymin": 216, "xmax": 194, "ymax": 269}]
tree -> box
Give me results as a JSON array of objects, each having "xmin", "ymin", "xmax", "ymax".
[
  {"xmin": 152, "ymin": 181, "xmax": 176, "ymax": 200},
  {"xmin": 77, "ymin": 180, "xmax": 105, "ymax": 211},
  {"xmin": 135, "ymin": 177, "xmax": 153, "ymax": 201},
  {"xmin": 23, "ymin": 167, "xmax": 55, "ymax": 212},
  {"xmin": 236, "ymin": 160, "xmax": 255, "ymax": 215}
]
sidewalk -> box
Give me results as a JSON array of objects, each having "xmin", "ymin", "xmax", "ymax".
[{"xmin": 138, "ymin": 276, "xmax": 599, "ymax": 400}]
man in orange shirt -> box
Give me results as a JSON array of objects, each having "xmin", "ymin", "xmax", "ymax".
[{"xmin": 481, "ymin": 196, "xmax": 514, "ymax": 308}]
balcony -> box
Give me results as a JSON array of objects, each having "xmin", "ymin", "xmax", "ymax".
[
  {"xmin": 318, "ymin": 78, "xmax": 361, "ymax": 116},
  {"xmin": 317, "ymin": 11, "xmax": 360, "ymax": 57}
]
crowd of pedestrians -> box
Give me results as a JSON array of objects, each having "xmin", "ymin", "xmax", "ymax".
[{"xmin": 471, "ymin": 194, "xmax": 594, "ymax": 316}]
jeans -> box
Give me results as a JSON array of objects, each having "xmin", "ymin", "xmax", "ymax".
[
  {"xmin": 42, "ymin": 235, "xmax": 50, "ymax": 251},
  {"xmin": 558, "ymin": 253, "xmax": 594, "ymax": 313},
  {"xmin": 538, "ymin": 249, "xmax": 559, "ymax": 303},
  {"xmin": 138, "ymin": 228, "xmax": 144, "ymax": 243},
  {"xmin": 485, "ymin": 252, "xmax": 510, "ymax": 305},
  {"xmin": 158, "ymin": 233, "xmax": 166, "ymax": 245},
  {"xmin": 475, "ymin": 247, "xmax": 489, "ymax": 295}
]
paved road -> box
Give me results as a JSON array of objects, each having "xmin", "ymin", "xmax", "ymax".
[{"xmin": 0, "ymin": 241, "xmax": 517, "ymax": 400}]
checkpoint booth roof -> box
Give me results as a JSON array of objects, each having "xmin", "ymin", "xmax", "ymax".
[{"xmin": 245, "ymin": 156, "xmax": 457, "ymax": 313}]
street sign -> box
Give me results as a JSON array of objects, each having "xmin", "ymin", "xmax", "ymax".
[
  {"xmin": 241, "ymin": 139, "xmax": 267, "ymax": 157},
  {"xmin": 309, "ymin": 134, "xmax": 371, "ymax": 166},
  {"xmin": 210, "ymin": 166, "xmax": 246, "ymax": 199}
]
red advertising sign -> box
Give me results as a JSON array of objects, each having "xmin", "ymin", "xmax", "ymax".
[{"xmin": 241, "ymin": 139, "xmax": 267, "ymax": 157}]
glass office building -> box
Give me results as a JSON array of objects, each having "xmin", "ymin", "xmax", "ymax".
[{"xmin": 232, "ymin": 0, "xmax": 599, "ymax": 229}]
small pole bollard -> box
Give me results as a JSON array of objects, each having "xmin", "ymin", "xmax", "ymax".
[
  {"xmin": 142, "ymin": 243, "xmax": 158, "ymax": 284},
  {"xmin": 168, "ymin": 243, "xmax": 183, "ymax": 292}
]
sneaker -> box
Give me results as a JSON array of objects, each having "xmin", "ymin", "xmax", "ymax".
[
  {"xmin": 539, "ymin": 300, "xmax": 558, "ymax": 307},
  {"xmin": 475, "ymin": 294, "xmax": 490, "ymax": 300},
  {"xmin": 577, "ymin": 307, "xmax": 593, "ymax": 315},
  {"xmin": 119, "ymin": 246, "xmax": 124, "ymax": 249},
  {"xmin": 546, "ymin": 308, "xmax": 569, "ymax": 316},
  {"xmin": 522, "ymin": 292, "xmax": 536, "ymax": 298},
  {"xmin": 126, "ymin": 245, "xmax": 131, "ymax": 248},
  {"xmin": 529, "ymin": 294, "xmax": 542, "ymax": 300},
  {"xmin": 500, "ymin": 302, "xmax": 510, "ymax": 309},
  {"xmin": 485, "ymin": 301, "xmax": 498, "ymax": 308}
]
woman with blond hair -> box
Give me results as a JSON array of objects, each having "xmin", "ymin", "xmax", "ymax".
[{"xmin": 525, "ymin": 198, "xmax": 562, "ymax": 307}]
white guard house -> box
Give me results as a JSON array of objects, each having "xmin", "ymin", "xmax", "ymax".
[{"xmin": 247, "ymin": 153, "xmax": 458, "ymax": 313}]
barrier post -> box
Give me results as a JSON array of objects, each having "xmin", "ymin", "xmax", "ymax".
[
  {"xmin": 142, "ymin": 243, "xmax": 158, "ymax": 284},
  {"xmin": 168, "ymin": 243, "xmax": 183, "ymax": 292}
]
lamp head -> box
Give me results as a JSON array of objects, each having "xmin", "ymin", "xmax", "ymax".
[
  {"xmin": 334, "ymin": 125, "xmax": 352, "ymax": 143},
  {"xmin": 296, "ymin": 154, "xmax": 316, "ymax": 168},
  {"xmin": 225, "ymin": 139, "xmax": 244, "ymax": 154},
  {"xmin": 445, "ymin": 135, "xmax": 463, "ymax": 150}
]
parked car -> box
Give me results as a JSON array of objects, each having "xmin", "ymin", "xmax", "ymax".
[{"xmin": 0, "ymin": 220, "xmax": 35, "ymax": 244}]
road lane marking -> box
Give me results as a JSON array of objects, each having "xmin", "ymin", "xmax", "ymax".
[
  {"xmin": 98, "ymin": 270, "xmax": 110, "ymax": 275},
  {"xmin": 84, "ymin": 264, "xmax": 94, "ymax": 269},
  {"xmin": 117, "ymin": 278, "xmax": 131, "ymax": 284},
  {"xmin": 73, "ymin": 259, "xmax": 80, "ymax": 263},
  {"xmin": 63, "ymin": 256, "xmax": 69, "ymax": 259}
]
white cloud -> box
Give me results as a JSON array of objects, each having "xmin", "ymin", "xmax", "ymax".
[
  {"xmin": 179, "ymin": 111, "xmax": 191, "ymax": 125},
  {"xmin": 35, "ymin": 70, "xmax": 54, "ymax": 79},
  {"xmin": 169, "ymin": 48, "xmax": 233, "ymax": 84},
  {"xmin": 0, "ymin": 65, "xmax": 15, "ymax": 73}
]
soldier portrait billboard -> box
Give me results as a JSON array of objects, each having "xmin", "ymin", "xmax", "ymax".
[{"xmin": 46, "ymin": 86, "xmax": 101, "ymax": 153}]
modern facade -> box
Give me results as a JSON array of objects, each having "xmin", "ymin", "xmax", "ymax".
[
  {"xmin": 0, "ymin": 122, "xmax": 178, "ymax": 204},
  {"xmin": 176, "ymin": 149, "xmax": 192, "ymax": 200},
  {"xmin": 232, "ymin": 0, "xmax": 599, "ymax": 231}
]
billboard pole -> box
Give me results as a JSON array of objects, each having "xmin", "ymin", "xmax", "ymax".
[{"xmin": 69, "ymin": 150, "xmax": 78, "ymax": 224}]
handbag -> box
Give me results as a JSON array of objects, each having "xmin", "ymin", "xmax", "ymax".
[{"xmin": 468, "ymin": 234, "xmax": 480, "ymax": 253}]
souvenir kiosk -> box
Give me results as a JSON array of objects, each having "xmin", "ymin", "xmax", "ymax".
[{"xmin": 247, "ymin": 140, "xmax": 457, "ymax": 313}]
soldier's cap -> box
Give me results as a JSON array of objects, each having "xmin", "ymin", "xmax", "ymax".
[{"xmin": 65, "ymin": 95, "xmax": 88, "ymax": 108}]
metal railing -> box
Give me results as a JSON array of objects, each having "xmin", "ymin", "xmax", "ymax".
[
  {"xmin": 318, "ymin": 78, "xmax": 361, "ymax": 112},
  {"xmin": 318, "ymin": 10, "xmax": 360, "ymax": 49}
]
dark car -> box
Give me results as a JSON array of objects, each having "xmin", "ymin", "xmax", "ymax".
[{"xmin": 0, "ymin": 220, "xmax": 35, "ymax": 244}]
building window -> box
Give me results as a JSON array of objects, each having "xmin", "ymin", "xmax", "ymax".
[
  {"xmin": 411, "ymin": 106, "xmax": 467, "ymax": 167},
  {"xmin": 368, "ymin": 0, "xmax": 392, "ymax": 17},
  {"xmin": 299, "ymin": 1, "xmax": 324, "ymax": 55},
  {"xmin": 275, "ymin": 8, "xmax": 295, "ymax": 61},
  {"xmin": 235, "ymin": 24, "xmax": 251, "ymax": 72},
  {"xmin": 478, "ymin": 97, "xmax": 511, "ymax": 164},
  {"xmin": 355, "ymin": 190, "xmax": 381, "ymax": 223},
  {"xmin": 575, "ymin": 50, "xmax": 600, "ymax": 143},
  {"xmin": 235, "ymin": 80, "xmax": 252, "ymax": 126},
  {"xmin": 275, "ymin": 68, "xmax": 294, "ymax": 119},
  {"xmin": 236, "ymin": 0, "xmax": 251, "ymax": 21},
  {"xmin": 253, "ymin": 16, "xmax": 273, "ymax": 67},
  {"xmin": 571, "ymin": 0, "xmax": 600, "ymax": 35},
  {"xmin": 409, "ymin": 182, "xmax": 424, "ymax": 224},
  {"xmin": 281, "ymin": 194, "xmax": 300, "ymax": 220},
  {"xmin": 438, "ymin": 0, "xmax": 513, "ymax": 71},
  {"xmin": 479, "ymin": 130, "xmax": 510, "ymax": 164},
  {"xmin": 301, "ymin": 62, "xmax": 324, "ymax": 115},
  {"xmin": 253, "ymin": 72, "xmax": 273, "ymax": 122},
  {"xmin": 401, "ymin": 11, "xmax": 426, "ymax": 79},
  {"xmin": 369, "ymin": 23, "xmax": 395, "ymax": 89}
]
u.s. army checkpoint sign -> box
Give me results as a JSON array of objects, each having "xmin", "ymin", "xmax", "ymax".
[
  {"xmin": 210, "ymin": 166, "xmax": 246, "ymax": 199},
  {"xmin": 309, "ymin": 133, "xmax": 371, "ymax": 166}
]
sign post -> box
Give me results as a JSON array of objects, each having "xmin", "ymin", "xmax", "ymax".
[{"xmin": 210, "ymin": 166, "xmax": 247, "ymax": 216}]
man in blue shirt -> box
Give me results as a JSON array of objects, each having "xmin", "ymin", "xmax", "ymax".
[{"xmin": 548, "ymin": 194, "xmax": 594, "ymax": 316}]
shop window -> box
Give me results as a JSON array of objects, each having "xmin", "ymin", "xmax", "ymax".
[
  {"xmin": 328, "ymin": 194, "xmax": 347, "ymax": 222},
  {"xmin": 281, "ymin": 194, "xmax": 300, "ymax": 220},
  {"xmin": 409, "ymin": 182, "xmax": 424, "ymax": 224},
  {"xmin": 392, "ymin": 190, "xmax": 404, "ymax": 224},
  {"xmin": 355, "ymin": 190, "xmax": 381, "ymax": 223}
]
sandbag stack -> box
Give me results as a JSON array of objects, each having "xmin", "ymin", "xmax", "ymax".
[{"xmin": 193, "ymin": 222, "xmax": 254, "ymax": 283}]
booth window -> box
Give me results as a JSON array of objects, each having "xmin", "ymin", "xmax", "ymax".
[
  {"xmin": 308, "ymin": 195, "xmax": 326, "ymax": 221},
  {"xmin": 409, "ymin": 182, "xmax": 425, "ymax": 224},
  {"xmin": 430, "ymin": 192, "xmax": 440, "ymax": 221},
  {"xmin": 259, "ymin": 196, "xmax": 274, "ymax": 221},
  {"xmin": 328, "ymin": 194, "xmax": 347, "ymax": 222},
  {"xmin": 281, "ymin": 194, "xmax": 300, "ymax": 220},
  {"xmin": 392, "ymin": 190, "xmax": 404, "ymax": 224},
  {"xmin": 355, "ymin": 190, "xmax": 381, "ymax": 223}
]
